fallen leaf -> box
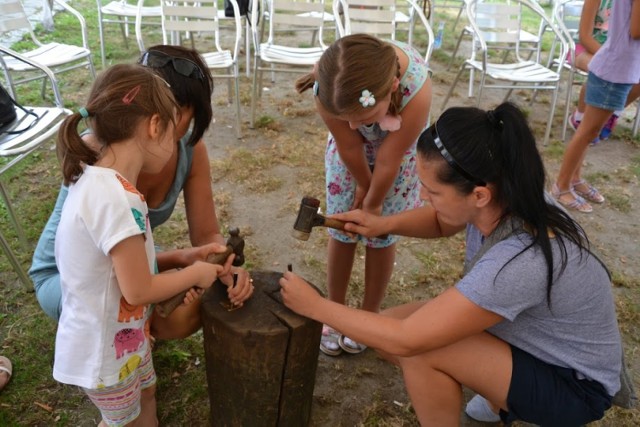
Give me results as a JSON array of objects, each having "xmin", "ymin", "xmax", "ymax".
[{"xmin": 34, "ymin": 402, "xmax": 53, "ymax": 412}]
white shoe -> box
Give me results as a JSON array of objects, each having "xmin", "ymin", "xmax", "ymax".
[{"xmin": 465, "ymin": 394, "xmax": 500, "ymax": 423}]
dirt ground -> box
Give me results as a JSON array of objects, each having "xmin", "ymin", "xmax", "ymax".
[{"xmin": 189, "ymin": 47, "xmax": 640, "ymax": 426}]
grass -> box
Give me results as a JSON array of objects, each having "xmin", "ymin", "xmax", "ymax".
[{"xmin": 1, "ymin": 0, "xmax": 640, "ymax": 425}]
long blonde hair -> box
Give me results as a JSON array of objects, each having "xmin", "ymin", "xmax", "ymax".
[{"xmin": 295, "ymin": 34, "xmax": 402, "ymax": 116}]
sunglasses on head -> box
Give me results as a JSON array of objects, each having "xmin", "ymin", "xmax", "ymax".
[{"xmin": 139, "ymin": 50, "xmax": 205, "ymax": 80}]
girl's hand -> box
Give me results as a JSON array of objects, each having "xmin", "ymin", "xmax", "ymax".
[
  {"xmin": 182, "ymin": 287, "xmax": 205, "ymax": 306},
  {"xmin": 279, "ymin": 272, "xmax": 323, "ymax": 318},
  {"xmin": 330, "ymin": 209, "xmax": 386, "ymax": 238},
  {"xmin": 184, "ymin": 242, "xmax": 230, "ymax": 266},
  {"xmin": 350, "ymin": 185, "xmax": 368, "ymax": 210},
  {"xmin": 190, "ymin": 260, "xmax": 225, "ymax": 290},
  {"xmin": 220, "ymin": 267, "xmax": 254, "ymax": 307}
]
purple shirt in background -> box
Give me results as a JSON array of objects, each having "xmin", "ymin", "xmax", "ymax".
[{"xmin": 589, "ymin": 0, "xmax": 640, "ymax": 84}]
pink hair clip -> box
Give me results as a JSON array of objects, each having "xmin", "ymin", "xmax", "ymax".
[{"xmin": 122, "ymin": 85, "xmax": 141, "ymax": 105}]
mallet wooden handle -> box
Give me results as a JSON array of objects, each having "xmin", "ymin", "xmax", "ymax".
[
  {"xmin": 322, "ymin": 217, "xmax": 347, "ymax": 230},
  {"xmin": 155, "ymin": 247, "xmax": 234, "ymax": 318}
]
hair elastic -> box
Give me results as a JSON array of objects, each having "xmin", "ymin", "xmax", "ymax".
[
  {"xmin": 313, "ymin": 81, "xmax": 319, "ymax": 96},
  {"xmin": 78, "ymin": 107, "xmax": 89, "ymax": 118},
  {"xmin": 431, "ymin": 124, "xmax": 486, "ymax": 186},
  {"xmin": 359, "ymin": 90, "xmax": 375, "ymax": 107}
]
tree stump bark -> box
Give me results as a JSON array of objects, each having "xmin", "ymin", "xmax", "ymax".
[{"xmin": 201, "ymin": 270, "xmax": 323, "ymax": 427}]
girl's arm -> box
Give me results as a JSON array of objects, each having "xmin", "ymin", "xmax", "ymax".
[
  {"xmin": 578, "ymin": 0, "xmax": 602, "ymax": 54},
  {"xmin": 631, "ymin": 0, "xmax": 640, "ymax": 39},
  {"xmin": 280, "ymin": 274, "xmax": 503, "ymax": 357},
  {"xmin": 318, "ymin": 99, "xmax": 372, "ymax": 208},
  {"xmin": 111, "ymin": 234, "xmax": 227, "ymax": 306},
  {"xmin": 331, "ymin": 203, "xmax": 464, "ymax": 239},
  {"xmin": 365, "ymin": 79, "xmax": 432, "ymax": 213}
]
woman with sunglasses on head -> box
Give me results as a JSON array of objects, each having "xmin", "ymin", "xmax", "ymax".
[
  {"xmin": 30, "ymin": 45, "xmax": 253, "ymax": 339},
  {"xmin": 280, "ymin": 102, "xmax": 622, "ymax": 426}
]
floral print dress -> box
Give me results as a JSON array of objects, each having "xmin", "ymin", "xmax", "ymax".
[{"xmin": 325, "ymin": 40, "xmax": 430, "ymax": 248}]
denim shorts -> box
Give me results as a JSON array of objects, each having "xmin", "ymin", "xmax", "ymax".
[
  {"xmin": 499, "ymin": 345, "xmax": 612, "ymax": 426},
  {"xmin": 585, "ymin": 72, "xmax": 633, "ymax": 111}
]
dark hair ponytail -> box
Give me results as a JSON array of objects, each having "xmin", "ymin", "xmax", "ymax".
[{"xmin": 418, "ymin": 102, "xmax": 588, "ymax": 304}]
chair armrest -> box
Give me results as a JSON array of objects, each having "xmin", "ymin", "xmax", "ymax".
[
  {"xmin": 53, "ymin": 0, "xmax": 91, "ymax": 49},
  {"xmin": 0, "ymin": 46, "xmax": 64, "ymax": 107}
]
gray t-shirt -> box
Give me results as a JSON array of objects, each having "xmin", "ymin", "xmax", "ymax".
[{"xmin": 457, "ymin": 225, "xmax": 622, "ymax": 396}]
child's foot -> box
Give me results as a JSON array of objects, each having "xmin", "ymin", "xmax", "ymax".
[
  {"xmin": 569, "ymin": 110, "xmax": 581, "ymax": 131},
  {"xmin": 320, "ymin": 325, "xmax": 342, "ymax": 356},
  {"xmin": 0, "ymin": 356, "xmax": 12, "ymax": 393},
  {"xmin": 599, "ymin": 113, "xmax": 619, "ymax": 140},
  {"xmin": 338, "ymin": 335, "xmax": 367, "ymax": 354},
  {"xmin": 572, "ymin": 180, "xmax": 605, "ymax": 204},
  {"xmin": 551, "ymin": 183, "xmax": 592, "ymax": 213},
  {"xmin": 569, "ymin": 110, "xmax": 599, "ymax": 145}
]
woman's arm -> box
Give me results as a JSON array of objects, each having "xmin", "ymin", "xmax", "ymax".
[
  {"xmin": 111, "ymin": 235, "xmax": 228, "ymax": 305},
  {"xmin": 280, "ymin": 273, "xmax": 503, "ymax": 357},
  {"xmin": 183, "ymin": 141, "xmax": 224, "ymax": 247},
  {"xmin": 578, "ymin": 0, "xmax": 602, "ymax": 54},
  {"xmin": 331, "ymin": 203, "xmax": 464, "ymax": 239},
  {"xmin": 365, "ymin": 80, "xmax": 432, "ymax": 212}
]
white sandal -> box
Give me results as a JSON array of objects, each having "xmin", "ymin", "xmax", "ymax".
[
  {"xmin": 338, "ymin": 335, "xmax": 367, "ymax": 354},
  {"xmin": 320, "ymin": 325, "xmax": 342, "ymax": 356}
]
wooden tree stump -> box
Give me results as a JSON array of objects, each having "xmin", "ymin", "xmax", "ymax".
[{"xmin": 201, "ymin": 270, "xmax": 323, "ymax": 427}]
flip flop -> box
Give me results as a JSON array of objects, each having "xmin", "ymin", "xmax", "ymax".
[
  {"xmin": 0, "ymin": 356, "xmax": 12, "ymax": 392},
  {"xmin": 338, "ymin": 335, "xmax": 367, "ymax": 354}
]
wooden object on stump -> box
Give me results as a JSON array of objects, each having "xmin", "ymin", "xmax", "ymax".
[{"xmin": 201, "ymin": 270, "xmax": 323, "ymax": 426}]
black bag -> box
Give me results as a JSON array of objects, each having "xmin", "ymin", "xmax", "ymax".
[
  {"xmin": 224, "ymin": 0, "xmax": 250, "ymax": 17},
  {"xmin": 0, "ymin": 83, "xmax": 17, "ymax": 132},
  {"xmin": 0, "ymin": 83, "xmax": 39, "ymax": 136}
]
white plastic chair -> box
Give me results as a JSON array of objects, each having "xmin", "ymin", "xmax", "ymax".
[
  {"xmin": 250, "ymin": 0, "xmax": 328, "ymax": 127},
  {"xmin": 0, "ymin": 0, "xmax": 96, "ymax": 99},
  {"xmin": 97, "ymin": 0, "xmax": 162, "ymax": 68},
  {"xmin": 0, "ymin": 47, "xmax": 71, "ymax": 288},
  {"xmin": 158, "ymin": 0, "xmax": 243, "ymax": 138},
  {"xmin": 442, "ymin": 0, "xmax": 569, "ymax": 145},
  {"xmin": 447, "ymin": 0, "xmax": 542, "ymax": 71}
]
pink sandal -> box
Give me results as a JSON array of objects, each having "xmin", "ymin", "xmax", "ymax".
[
  {"xmin": 551, "ymin": 183, "xmax": 592, "ymax": 213},
  {"xmin": 572, "ymin": 180, "xmax": 605, "ymax": 204}
]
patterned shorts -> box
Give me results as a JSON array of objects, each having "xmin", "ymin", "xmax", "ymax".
[{"xmin": 83, "ymin": 347, "xmax": 156, "ymax": 427}]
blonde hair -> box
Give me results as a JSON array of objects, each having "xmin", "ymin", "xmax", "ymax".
[
  {"xmin": 295, "ymin": 34, "xmax": 402, "ymax": 116},
  {"xmin": 57, "ymin": 64, "xmax": 177, "ymax": 185}
]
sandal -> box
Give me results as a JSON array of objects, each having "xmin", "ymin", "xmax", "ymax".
[
  {"xmin": 572, "ymin": 180, "xmax": 605, "ymax": 204},
  {"xmin": 320, "ymin": 325, "xmax": 342, "ymax": 356},
  {"xmin": 338, "ymin": 335, "xmax": 367, "ymax": 354},
  {"xmin": 551, "ymin": 183, "xmax": 592, "ymax": 213},
  {"xmin": 0, "ymin": 356, "xmax": 12, "ymax": 393}
]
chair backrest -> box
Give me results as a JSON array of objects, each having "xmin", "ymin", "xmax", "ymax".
[
  {"xmin": 466, "ymin": 0, "xmax": 562, "ymax": 64},
  {"xmin": 333, "ymin": 0, "xmax": 398, "ymax": 39},
  {"xmin": 160, "ymin": 0, "xmax": 241, "ymax": 59},
  {"xmin": 259, "ymin": 0, "xmax": 327, "ymax": 48},
  {"xmin": 0, "ymin": 0, "xmax": 40, "ymax": 47}
]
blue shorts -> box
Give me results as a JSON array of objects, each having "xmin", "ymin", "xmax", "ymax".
[
  {"xmin": 499, "ymin": 345, "xmax": 612, "ymax": 426},
  {"xmin": 585, "ymin": 72, "xmax": 633, "ymax": 112}
]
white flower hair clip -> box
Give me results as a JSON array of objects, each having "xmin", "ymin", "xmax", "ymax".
[{"xmin": 359, "ymin": 90, "xmax": 375, "ymax": 108}]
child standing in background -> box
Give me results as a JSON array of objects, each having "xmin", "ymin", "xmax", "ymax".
[
  {"xmin": 296, "ymin": 34, "xmax": 432, "ymax": 356},
  {"xmin": 53, "ymin": 64, "xmax": 228, "ymax": 426},
  {"xmin": 569, "ymin": 0, "xmax": 621, "ymax": 143},
  {"xmin": 554, "ymin": 0, "xmax": 640, "ymax": 213}
]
